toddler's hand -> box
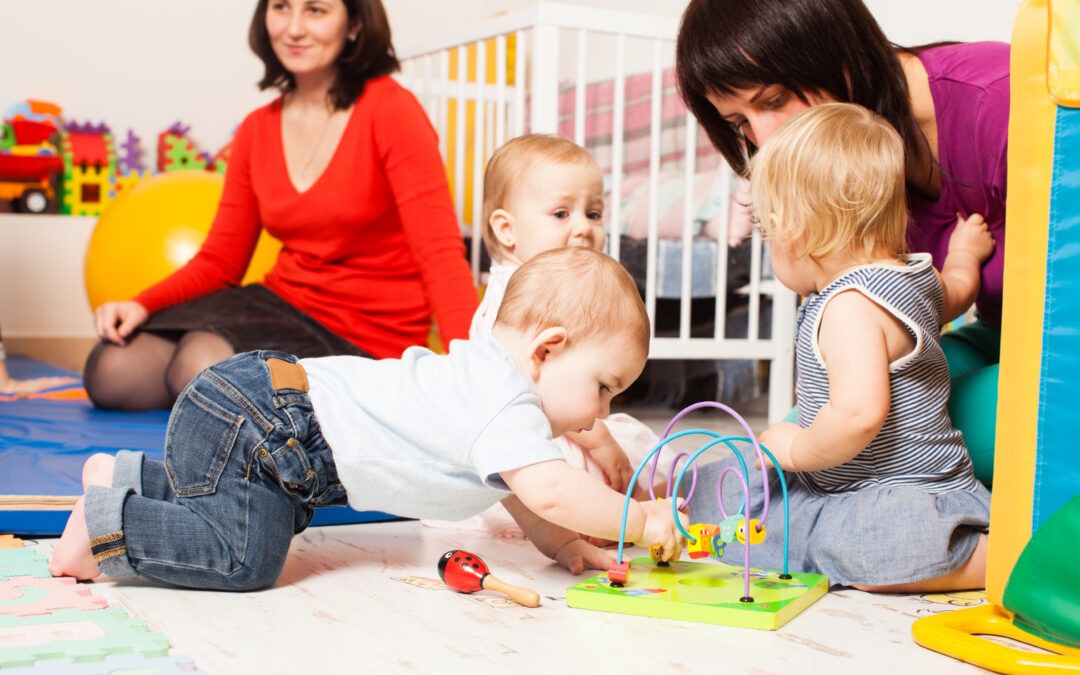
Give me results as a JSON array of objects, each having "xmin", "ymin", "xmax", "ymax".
[
  {"xmin": 635, "ymin": 499, "xmax": 689, "ymax": 562},
  {"xmin": 554, "ymin": 538, "xmax": 615, "ymax": 575},
  {"xmin": 948, "ymin": 213, "xmax": 995, "ymax": 265},
  {"xmin": 758, "ymin": 421, "xmax": 799, "ymax": 471},
  {"xmin": 566, "ymin": 426, "xmax": 635, "ymax": 494}
]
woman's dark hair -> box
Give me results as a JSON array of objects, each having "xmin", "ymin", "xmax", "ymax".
[
  {"xmin": 249, "ymin": 0, "xmax": 400, "ymax": 110},
  {"xmin": 675, "ymin": 0, "xmax": 924, "ymax": 178}
]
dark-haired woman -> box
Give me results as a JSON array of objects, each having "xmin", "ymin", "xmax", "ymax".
[
  {"xmin": 675, "ymin": 0, "xmax": 1008, "ymax": 487},
  {"xmin": 84, "ymin": 0, "xmax": 477, "ymax": 411}
]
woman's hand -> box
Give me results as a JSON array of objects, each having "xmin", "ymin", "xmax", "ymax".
[{"xmin": 93, "ymin": 301, "xmax": 149, "ymax": 346}]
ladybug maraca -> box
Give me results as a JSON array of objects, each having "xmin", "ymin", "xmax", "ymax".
[{"xmin": 438, "ymin": 550, "xmax": 541, "ymax": 608}]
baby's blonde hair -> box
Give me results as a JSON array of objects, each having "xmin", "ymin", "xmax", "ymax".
[
  {"xmin": 749, "ymin": 102, "xmax": 908, "ymax": 262},
  {"xmin": 497, "ymin": 247, "xmax": 650, "ymax": 354},
  {"xmin": 482, "ymin": 134, "xmax": 601, "ymax": 261}
]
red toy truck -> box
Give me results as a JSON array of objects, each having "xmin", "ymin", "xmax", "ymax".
[{"xmin": 0, "ymin": 101, "xmax": 63, "ymax": 214}]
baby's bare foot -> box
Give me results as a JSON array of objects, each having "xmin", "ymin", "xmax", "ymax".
[
  {"xmin": 82, "ymin": 453, "xmax": 115, "ymax": 489},
  {"xmin": 48, "ymin": 497, "xmax": 102, "ymax": 581}
]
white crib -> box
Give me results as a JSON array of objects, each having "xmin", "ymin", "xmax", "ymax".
[{"xmin": 397, "ymin": 2, "xmax": 796, "ymax": 422}]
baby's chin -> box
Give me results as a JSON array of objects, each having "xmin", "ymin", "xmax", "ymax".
[{"xmin": 566, "ymin": 240, "xmax": 601, "ymax": 250}]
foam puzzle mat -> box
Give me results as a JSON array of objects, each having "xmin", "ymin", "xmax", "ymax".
[
  {"xmin": 0, "ymin": 536, "xmax": 202, "ymax": 671},
  {"xmin": 0, "ymin": 357, "xmax": 399, "ymax": 535}
]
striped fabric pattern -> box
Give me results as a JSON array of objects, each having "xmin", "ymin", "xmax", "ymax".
[
  {"xmin": 556, "ymin": 68, "xmax": 720, "ymax": 177},
  {"xmin": 794, "ymin": 253, "xmax": 979, "ymax": 495},
  {"xmin": 555, "ymin": 68, "xmax": 751, "ymax": 242}
]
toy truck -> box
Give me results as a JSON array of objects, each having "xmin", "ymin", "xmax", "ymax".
[{"xmin": 0, "ymin": 114, "xmax": 63, "ymax": 214}]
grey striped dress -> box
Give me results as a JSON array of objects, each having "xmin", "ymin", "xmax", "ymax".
[{"xmin": 687, "ymin": 254, "xmax": 990, "ymax": 586}]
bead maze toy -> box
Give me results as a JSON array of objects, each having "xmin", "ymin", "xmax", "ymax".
[{"xmin": 567, "ymin": 402, "xmax": 828, "ymax": 630}]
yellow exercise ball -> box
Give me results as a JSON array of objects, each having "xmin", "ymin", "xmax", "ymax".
[{"xmin": 84, "ymin": 170, "xmax": 281, "ymax": 310}]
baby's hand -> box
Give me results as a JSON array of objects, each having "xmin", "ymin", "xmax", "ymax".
[
  {"xmin": 634, "ymin": 499, "xmax": 689, "ymax": 562},
  {"xmin": 554, "ymin": 538, "xmax": 615, "ymax": 575},
  {"xmin": 566, "ymin": 426, "xmax": 635, "ymax": 494},
  {"xmin": 757, "ymin": 421, "xmax": 799, "ymax": 471},
  {"xmin": 949, "ymin": 213, "xmax": 995, "ymax": 265}
]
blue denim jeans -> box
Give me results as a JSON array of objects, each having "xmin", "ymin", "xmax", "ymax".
[{"xmin": 83, "ymin": 350, "xmax": 348, "ymax": 591}]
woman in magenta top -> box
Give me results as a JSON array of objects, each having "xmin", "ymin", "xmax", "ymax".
[
  {"xmin": 675, "ymin": 0, "xmax": 1008, "ymax": 486},
  {"xmin": 84, "ymin": 0, "xmax": 477, "ymax": 411}
]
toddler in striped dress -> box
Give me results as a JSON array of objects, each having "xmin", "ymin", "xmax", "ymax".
[{"xmin": 687, "ymin": 103, "xmax": 994, "ymax": 591}]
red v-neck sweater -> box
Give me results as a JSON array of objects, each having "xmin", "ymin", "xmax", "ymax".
[{"xmin": 136, "ymin": 76, "xmax": 477, "ymax": 358}]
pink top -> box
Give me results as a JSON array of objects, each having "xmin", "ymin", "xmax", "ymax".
[{"xmin": 908, "ymin": 42, "xmax": 1009, "ymax": 327}]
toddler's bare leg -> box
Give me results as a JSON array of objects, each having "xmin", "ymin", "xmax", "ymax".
[
  {"xmin": 47, "ymin": 497, "xmax": 101, "ymax": 581},
  {"xmin": 82, "ymin": 453, "xmax": 115, "ymax": 489}
]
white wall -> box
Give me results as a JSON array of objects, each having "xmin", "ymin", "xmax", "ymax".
[{"xmin": 0, "ymin": 0, "xmax": 1020, "ymax": 338}]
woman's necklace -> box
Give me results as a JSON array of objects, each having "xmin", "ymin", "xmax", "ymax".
[{"xmin": 297, "ymin": 110, "xmax": 334, "ymax": 184}]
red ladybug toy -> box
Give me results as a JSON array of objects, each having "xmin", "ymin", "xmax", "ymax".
[{"xmin": 438, "ymin": 550, "xmax": 541, "ymax": 607}]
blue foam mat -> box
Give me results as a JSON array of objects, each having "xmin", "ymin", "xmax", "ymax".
[{"xmin": 0, "ymin": 356, "xmax": 399, "ymax": 535}]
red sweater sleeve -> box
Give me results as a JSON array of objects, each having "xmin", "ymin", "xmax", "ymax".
[
  {"xmin": 371, "ymin": 84, "xmax": 478, "ymax": 348},
  {"xmin": 135, "ymin": 114, "xmax": 261, "ymax": 314}
]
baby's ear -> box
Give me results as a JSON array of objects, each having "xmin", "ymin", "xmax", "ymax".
[
  {"xmin": 527, "ymin": 327, "xmax": 568, "ymax": 380},
  {"xmin": 490, "ymin": 209, "xmax": 516, "ymax": 250}
]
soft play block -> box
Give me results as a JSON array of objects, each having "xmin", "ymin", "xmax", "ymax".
[
  {"xmin": 0, "ymin": 357, "xmax": 399, "ymax": 535},
  {"xmin": 0, "ymin": 607, "xmax": 170, "ymax": 668},
  {"xmin": 567, "ymin": 557, "xmax": 829, "ymax": 630},
  {"xmin": 0, "ymin": 576, "xmax": 109, "ymax": 617},
  {"xmin": 0, "ymin": 548, "xmax": 51, "ymax": 580},
  {"xmin": 1, "ymin": 652, "xmax": 202, "ymax": 674}
]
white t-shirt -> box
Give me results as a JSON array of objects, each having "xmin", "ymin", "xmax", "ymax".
[
  {"xmin": 469, "ymin": 260, "xmax": 516, "ymax": 338},
  {"xmin": 420, "ymin": 257, "xmax": 670, "ymax": 537},
  {"xmin": 302, "ymin": 335, "xmax": 563, "ymax": 520}
]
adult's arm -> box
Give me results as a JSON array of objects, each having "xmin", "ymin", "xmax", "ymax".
[
  {"xmin": 134, "ymin": 115, "xmax": 262, "ymax": 314},
  {"xmin": 372, "ymin": 85, "xmax": 477, "ymax": 348}
]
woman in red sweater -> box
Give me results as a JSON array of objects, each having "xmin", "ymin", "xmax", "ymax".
[{"xmin": 84, "ymin": 0, "xmax": 477, "ymax": 411}]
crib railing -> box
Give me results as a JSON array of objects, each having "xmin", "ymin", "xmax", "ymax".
[{"xmin": 398, "ymin": 2, "xmax": 796, "ymax": 422}]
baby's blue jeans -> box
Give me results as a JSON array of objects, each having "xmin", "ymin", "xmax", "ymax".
[{"xmin": 83, "ymin": 350, "xmax": 347, "ymax": 590}]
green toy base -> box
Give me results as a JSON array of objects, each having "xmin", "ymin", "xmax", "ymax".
[{"xmin": 567, "ymin": 558, "xmax": 829, "ymax": 630}]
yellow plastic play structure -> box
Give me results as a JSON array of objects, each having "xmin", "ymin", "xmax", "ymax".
[
  {"xmin": 445, "ymin": 34, "xmax": 517, "ymax": 228},
  {"xmin": 911, "ymin": 1, "xmax": 1080, "ymax": 671}
]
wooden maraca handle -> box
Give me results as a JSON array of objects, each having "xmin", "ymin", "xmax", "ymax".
[{"xmin": 481, "ymin": 574, "xmax": 541, "ymax": 607}]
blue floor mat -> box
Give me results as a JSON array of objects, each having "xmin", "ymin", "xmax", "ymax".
[{"xmin": 0, "ymin": 357, "xmax": 398, "ymax": 535}]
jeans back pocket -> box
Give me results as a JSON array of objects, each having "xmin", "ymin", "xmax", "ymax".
[{"xmin": 165, "ymin": 384, "xmax": 245, "ymax": 498}]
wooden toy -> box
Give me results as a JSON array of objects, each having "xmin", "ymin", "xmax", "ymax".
[
  {"xmin": 686, "ymin": 523, "xmax": 720, "ymax": 559},
  {"xmin": 569, "ymin": 558, "xmax": 828, "ymax": 630},
  {"xmin": 438, "ymin": 550, "xmax": 541, "ymax": 608},
  {"xmin": 569, "ymin": 402, "xmax": 828, "ymax": 630}
]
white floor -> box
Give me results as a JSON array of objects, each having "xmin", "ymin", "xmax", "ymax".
[{"xmin": 23, "ymin": 395, "xmax": 992, "ymax": 674}]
